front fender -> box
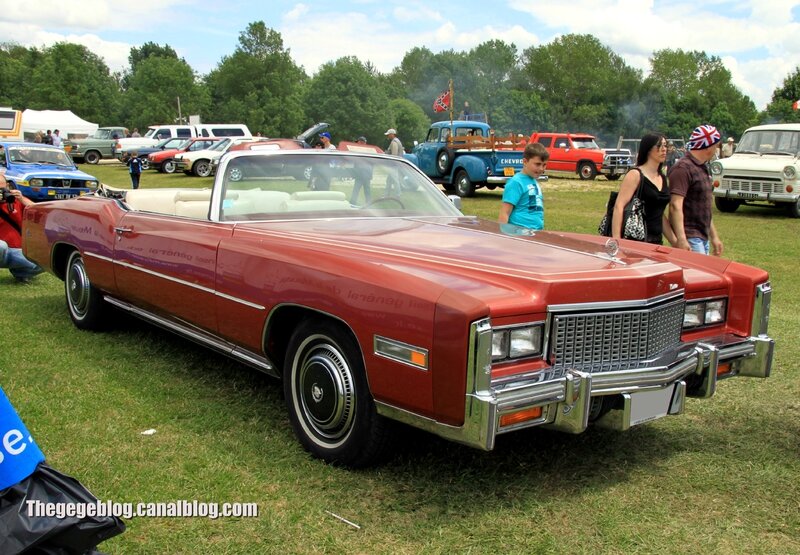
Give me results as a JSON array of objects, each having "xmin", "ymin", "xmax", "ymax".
[{"xmin": 403, "ymin": 152, "xmax": 419, "ymax": 166}]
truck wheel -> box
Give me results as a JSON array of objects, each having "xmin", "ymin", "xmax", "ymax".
[
  {"xmin": 65, "ymin": 251, "xmax": 109, "ymax": 331},
  {"xmin": 436, "ymin": 149, "xmax": 453, "ymax": 176},
  {"xmin": 454, "ymin": 170, "xmax": 475, "ymax": 197},
  {"xmin": 193, "ymin": 160, "xmax": 212, "ymax": 177},
  {"xmin": 715, "ymin": 197, "xmax": 741, "ymax": 213},
  {"xmin": 283, "ymin": 318, "xmax": 389, "ymax": 467},
  {"xmin": 578, "ymin": 162, "xmax": 597, "ymax": 180},
  {"xmin": 84, "ymin": 150, "xmax": 101, "ymax": 164},
  {"xmin": 605, "ymin": 174, "xmax": 621, "ymax": 181},
  {"xmin": 162, "ymin": 159, "xmax": 176, "ymax": 174}
]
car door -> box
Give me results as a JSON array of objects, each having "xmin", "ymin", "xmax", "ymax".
[
  {"xmin": 545, "ymin": 135, "xmax": 570, "ymax": 172},
  {"xmin": 112, "ymin": 210, "xmax": 233, "ymax": 333}
]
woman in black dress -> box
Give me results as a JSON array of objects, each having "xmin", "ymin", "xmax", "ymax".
[{"xmin": 611, "ymin": 133, "xmax": 677, "ymax": 245}]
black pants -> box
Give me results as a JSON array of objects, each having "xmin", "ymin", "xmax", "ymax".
[{"xmin": 130, "ymin": 173, "xmax": 140, "ymax": 190}]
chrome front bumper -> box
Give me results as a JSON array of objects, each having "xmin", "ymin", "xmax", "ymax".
[
  {"xmin": 713, "ymin": 189, "xmax": 800, "ymax": 203},
  {"xmin": 378, "ymin": 332, "xmax": 773, "ymax": 451}
]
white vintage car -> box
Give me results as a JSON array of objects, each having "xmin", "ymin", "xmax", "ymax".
[{"xmin": 711, "ymin": 123, "xmax": 800, "ymax": 217}]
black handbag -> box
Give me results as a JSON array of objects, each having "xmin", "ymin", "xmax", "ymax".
[{"xmin": 598, "ymin": 169, "xmax": 647, "ymax": 241}]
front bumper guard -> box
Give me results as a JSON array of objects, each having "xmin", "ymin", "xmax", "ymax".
[{"xmin": 376, "ymin": 333, "xmax": 774, "ymax": 451}]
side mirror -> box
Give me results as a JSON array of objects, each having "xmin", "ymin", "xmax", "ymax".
[
  {"xmin": 413, "ymin": 140, "xmax": 419, "ymax": 147},
  {"xmin": 447, "ymin": 194, "xmax": 462, "ymax": 210}
]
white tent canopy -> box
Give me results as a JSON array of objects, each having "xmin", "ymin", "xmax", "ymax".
[{"xmin": 21, "ymin": 109, "xmax": 98, "ymax": 139}]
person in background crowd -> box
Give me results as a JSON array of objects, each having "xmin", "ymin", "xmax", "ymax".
[
  {"xmin": 131, "ymin": 128, "xmax": 141, "ymax": 138},
  {"xmin": 721, "ymin": 137, "xmax": 735, "ymax": 158},
  {"xmin": 611, "ymin": 133, "xmax": 676, "ymax": 245},
  {"xmin": 384, "ymin": 129, "xmax": 404, "ymax": 156},
  {"xmin": 51, "ymin": 129, "xmax": 62, "ymax": 148},
  {"xmin": 43, "ymin": 130, "xmax": 53, "ymax": 145},
  {"xmin": 461, "ymin": 101, "xmax": 471, "ymax": 120},
  {"xmin": 350, "ymin": 136, "xmax": 372, "ymax": 205},
  {"xmin": 498, "ymin": 142, "xmax": 549, "ymax": 230},
  {"xmin": 665, "ymin": 141, "xmax": 679, "ymax": 169},
  {"xmin": 33, "ymin": 131, "xmax": 43, "ymax": 143},
  {"xmin": 125, "ymin": 152, "xmax": 143, "ymax": 190},
  {"xmin": 319, "ymin": 131, "xmax": 336, "ymax": 150},
  {"xmin": 668, "ymin": 124, "xmax": 723, "ymax": 256},
  {"xmin": 0, "ymin": 174, "xmax": 43, "ymax": 283}
]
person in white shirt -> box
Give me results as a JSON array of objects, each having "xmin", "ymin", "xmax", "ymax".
[
  {"xmin": 384, "ymin": 128, "xmax": 404, "ymax": 156},
  {"xmin": 51, "ymin": 129, "xmax": 62, "ymax": 148}
]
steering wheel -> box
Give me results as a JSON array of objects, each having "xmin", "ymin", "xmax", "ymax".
[{"xmin": 363, "ymin": 196, "xmax": 405, "ymax": 209}]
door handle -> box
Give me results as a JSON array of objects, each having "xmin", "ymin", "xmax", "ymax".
[{"xmin": 114, "ymin": 227, "xmax": 133, "ymax": 234}]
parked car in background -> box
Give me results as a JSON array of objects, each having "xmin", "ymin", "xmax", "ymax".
[
  {"xmin": 64, "ymin": 127, "xmax": 128, "ymax": 164},
  {"xmin": 530, "ymin": 132, "xmax": 633, "ymax": 180},
  {"xmin": 0, "ymin": 142, "xmax": 99, "ymax": 200},
  {"xmin": 113, "ymin": 123, "xmax": 251, "ymax": 153},
  {"xmin": 711, "ymin": 123, "xmax": 800, "ymax": 217},
  {"xmin": 174, "ymin": 137, "xmax": 253, "ymax": 177},
  {"xmin": 21, "ymin": 148, "xmax": 774, "ymax": 466},
  {"xmin": 147, "ymin": 137, "xmax": 222, "ymax": 173},
  {"xmin": 117, "ymin": 137, "xmax": 185, "ymax": 170}
]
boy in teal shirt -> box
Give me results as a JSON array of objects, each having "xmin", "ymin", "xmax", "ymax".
[{"xmin": 499, "ymin": 142, "xmax": 549, "ymax": 229}]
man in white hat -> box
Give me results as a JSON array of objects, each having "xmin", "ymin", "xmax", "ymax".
[
  {"xmin": 384, "ymin": 128, "xmax": 404, "ymax": 157},
  {"xmin": 721, "ymin": 137, "xmax": 735, "ymax": 158}
]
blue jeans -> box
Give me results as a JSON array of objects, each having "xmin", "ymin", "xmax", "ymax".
[
  {"xmin": 687, "ymin": 237, "xmax": 709, "ymax": 254},
  {"xmin": 0, "ymin": 240, "xmax": 44, "ymax": 281}
]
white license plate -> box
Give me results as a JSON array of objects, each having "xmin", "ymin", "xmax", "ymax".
[
  {"xmin": 54, "ymin": 193, "xmax": 77, "ymax": 199},
  {"xmin": 628, "ymin": 385, "xmax": 676, "ymax": 426}
]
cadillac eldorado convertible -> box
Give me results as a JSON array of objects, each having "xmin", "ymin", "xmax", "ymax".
[{"xmin": 21, "ymin": 148, "xmax": 774, "ymax": 466}]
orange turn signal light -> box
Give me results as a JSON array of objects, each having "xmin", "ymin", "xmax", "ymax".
[
  {"xmin": 717, "ymin": 362, "xmax": 732, "ymax": 376},
  {"xmin": 499, "ymin": 406, "xmax": 542, "ymax": 428}
]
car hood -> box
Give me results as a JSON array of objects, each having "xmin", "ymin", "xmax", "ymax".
[
  {"xmin": 720, "ymin": 153, "xmax": 798, "ymax": 172},
  {"xmin": 8, "ymin": 165, "xmax": 97, "ymax": 180},
  {"xmin": 234, "ymin": 217, "xmax": 728, "ymax": 316}
]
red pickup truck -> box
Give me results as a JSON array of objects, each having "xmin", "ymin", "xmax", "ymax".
[{"xmin": 530, "ymin": 132, "xmax": 632, "ymax": 180}]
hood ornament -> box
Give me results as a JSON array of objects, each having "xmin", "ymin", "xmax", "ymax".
[{"xmin": 604, "ymin": 238, "xmax": 619, "ymax": 257}]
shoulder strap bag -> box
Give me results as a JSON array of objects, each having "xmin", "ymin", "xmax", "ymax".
[{"xmin": 598, "ymin": 168, "xmax": 647, "ymax": 241}]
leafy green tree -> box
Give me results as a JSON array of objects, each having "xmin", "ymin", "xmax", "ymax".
[
  {"xmin": 204, "ymin": 22, "xmax": 306, "ymax": 136},
  {"xmin": 304, "ymin": 56, "xmax": 392, "ymax": 143},
  {"xmin": 520, "ymin": 34, "xmax": 642, "ymax": 140},
  {"xmin": 764, "ymin": 67, "xmax": 800, "ymax": 123},
  {"xmin": 648, "ymin": 49, "xmax": 757, "ymax": 139},
  {"xmin": 121, "ymin": 42, "xmax": 179, "ymax": 90},
  {"xmin": 122, "ymin": 55, "xmax": 209, "ymax": 130},
  {"xmin": 388, "ymin": 98, "xmax": 429, "ymax": 145},
  {"xmin": 0, "ymin": 43, "xmax": 44, "ymax": 108}
]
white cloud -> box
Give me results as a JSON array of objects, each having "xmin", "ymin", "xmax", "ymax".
[{"xmin": 285, "ymin": 3, "xmax": 310, "ymax": 21}]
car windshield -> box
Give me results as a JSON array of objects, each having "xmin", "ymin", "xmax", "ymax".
[
  {"xmin": 177, "ymin": 139, "xmax": 194, "ymax": 149},
  {"xmin": 572, "ymin": 138, "xmax": 599, "ymax": 149},
  {"xmin": 8, "ymin": 146, "xmax": 73, "ymax": 166},
  {"xmin": 94, "ymin": 129, "xmax": 113, "ymax": 139},
  {"xmin": 217, "ymin": 152, "xmax": 462, "ymax": 222},
  {"xmin": 209, "ymin": 139, "xmax": 232, "ymax": 151},
  {"xmin": 737, "ymin": 129, "xmax": 800, "ymax": 155}
]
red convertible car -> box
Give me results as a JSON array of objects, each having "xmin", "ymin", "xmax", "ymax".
[{"xmin": 22, "ymin": 150, "xmax": 774, "ymax": 466}]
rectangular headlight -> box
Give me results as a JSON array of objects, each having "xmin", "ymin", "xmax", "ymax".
[
  {"xmin": 492, "ymin": 324, "xmax": 544, "ymax": 362},
  {"xmin": 684, "ymin": 298, "xmax": 727, "ymax": 329}
]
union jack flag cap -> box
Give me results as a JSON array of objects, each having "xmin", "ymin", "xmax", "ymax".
[{"xmin": 687, "ymin": 124, "xmax": 721, "ymax": 150}]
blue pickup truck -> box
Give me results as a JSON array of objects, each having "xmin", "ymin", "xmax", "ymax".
[{"xmin": 405, "ymin": 121, "xmax": 526, "ymax": 197}]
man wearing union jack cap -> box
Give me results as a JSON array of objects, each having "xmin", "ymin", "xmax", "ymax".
[{"xmin": 668, "ymin": 124, "xmax": 723, "ymax": 256}]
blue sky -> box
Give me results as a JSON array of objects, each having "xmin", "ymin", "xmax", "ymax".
[{"xmin": 1, "ymin": 0, "xmax": 798, "ymax": 111}]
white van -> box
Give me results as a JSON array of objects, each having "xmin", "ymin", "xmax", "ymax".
[
  {"xmin": 115, "ymin": 123, "xmax": 251, "ymax": 152},
  {"xmin": 0, "ymin": 108, "xmax": 23, "ymax": 142}
]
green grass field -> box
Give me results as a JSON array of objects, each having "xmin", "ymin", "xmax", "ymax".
[{"xmin": 2, "ymin": 162, "xmax": 799, "ymax": 554}]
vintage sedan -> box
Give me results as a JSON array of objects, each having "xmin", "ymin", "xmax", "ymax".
[
  {"xmin": 0, "ymin": 142, "xmax": 99, "ymax": 201},
  {"xmin": 21, "ymin": 150, "xmax": 774, "ymax": 467}
]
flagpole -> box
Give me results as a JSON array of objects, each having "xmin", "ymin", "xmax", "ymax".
[{"xmin": 449, "ymin": 79, "xmax": 454, "ymax": 124}]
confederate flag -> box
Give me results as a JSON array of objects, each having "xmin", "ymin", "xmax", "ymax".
[
  {"xmin": 433, "ymin": 90, "xmax": 450, "ymax": 113},
  {"xmin": 793, "ymin": 99, "xmax": 800, "ymax": 111}
]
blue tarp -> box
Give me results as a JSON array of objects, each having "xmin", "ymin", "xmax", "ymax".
[{"xmin": 0, "ymin": 387, "xmax": 45, "ymax": 490}]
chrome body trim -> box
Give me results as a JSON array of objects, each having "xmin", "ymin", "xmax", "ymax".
[{"xmin": 104, "ymin": 296, "xmax": 279, "ymax": 378}]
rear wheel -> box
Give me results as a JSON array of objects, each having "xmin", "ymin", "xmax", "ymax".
[
  {"xmin": 578, "ymin": 162, "xmax": 597, "ymax": 180},
  {"xmin": 162, "ymin": 159, "xmax": 176, "ymax": 174},
  {"xmin": 193, "ymin": 160, "xmax": 212, "ymax": 177},
  {"xmin": 454, "ymin": 170, "xmax": 475, "ymax": 197},
  {"xmin": 84, "ymin": 150, "xmax": 101, "ymax": 164},
  {"xmin": 65, "ymin": 251, "xmax": 108, "ymax": 331},
  {"xmin": 715, "ymin": 197, "xmax": 741, "ymax": 213},
  {"xmin": 283, "ymin": 319, "xmax": 389, "ymax": 467}
]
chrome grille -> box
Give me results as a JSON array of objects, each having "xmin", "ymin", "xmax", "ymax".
[
  {"xmin": 550, "ymin": 299, "xmax": 684, "ymax": 372},
  {"xmin": 724, "ymin": 177, "xmax": 784, "ymax": 194}
]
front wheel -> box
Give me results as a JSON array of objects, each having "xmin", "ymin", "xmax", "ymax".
[
  {"xmin": 162, "ymin": 159, "xmax": 176, "ymax": 174},
  {"xmin": 283, "ymin": 319, "xmax": 389, "ymax": 467},
  {"xmin": 65, "ymin": 251, "xmax": 109, "ymax": 331},
  {"xmin": 787, "ymin": 198, "xmax": 800, "ymax": 218},
  {"xmin": 454, "ymin": 170, "xmax": 475, "ymax": 197},
  {"xmin": 605, "ymin": 174, "xmax": 621, "ymax": 181},
  {"xmin": 193, "ymin": 160, "xmax": 211, "ymax": 177},
  {"xmin": 578, "ymin": 162, "xmax": 597, "ymax": 180},
  {"xmin": 715, "ymin": 197, "xmax": 741, "ymax": 213},
  {"xmin": 139, "ymin": 157, "xmax": 150, "ymax": 171}
]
